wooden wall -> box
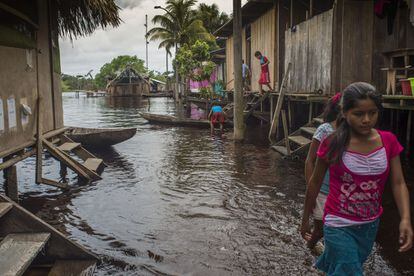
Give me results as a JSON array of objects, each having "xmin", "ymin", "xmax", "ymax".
[
  {"xmin": 339, "ymin": 0, "xmax": 373, "ymax": 90},
  {"xmin": 284, "ymin": 9, "xmax": 333, "ymax": 94},
  {"xmin": 372, "ymin": 2, "xmax": 414, "ymax": 92},
  {"xmin": 225, "ymin": 28, "xmax": 247, "ymax": 90},
  {"xmin": 250, "ymin": 8, "xmax": 276, "ymax": 92},
  {"xmin": 0, "ymin": 0, "xmax": 63, "ymax": 156}
]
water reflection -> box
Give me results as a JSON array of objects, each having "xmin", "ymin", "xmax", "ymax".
[{"xmin": 0, "ymin": 92, "xmax": 411, "ymax": 275}]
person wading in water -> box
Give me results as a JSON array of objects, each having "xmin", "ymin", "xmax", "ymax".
[
  {"xmin": 304, "ymin": 92, "xmax": 341, "ymax": 251},
  {"xmin": 208, "ymin": 103, "xmax": 225, "ymax": 136},
  {"xmin": 301, "ymin": 82, "xmax": 413, "ymax": 275}
]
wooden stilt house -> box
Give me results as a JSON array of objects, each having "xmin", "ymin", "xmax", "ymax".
[{"xmin": 217, "ymin": 0, "xmax": 414, "ymax": 157}]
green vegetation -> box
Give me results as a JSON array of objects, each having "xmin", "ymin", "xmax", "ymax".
[{"xmin": 148, "ymin": 0, "xmax": 228, "ymax": 56}]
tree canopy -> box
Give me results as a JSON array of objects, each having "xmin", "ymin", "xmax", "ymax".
[
  {"xmin": 148, "ymin": 0, "xmax": 222, "ymax": 56},
  {"xmin": 195, "ymin": 3, "xmax": 229, "ymax": 34}
]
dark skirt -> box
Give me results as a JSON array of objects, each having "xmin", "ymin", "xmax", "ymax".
[{"xmin": 315, "ymin": 219, "xmax": 379, "ymax": 276}]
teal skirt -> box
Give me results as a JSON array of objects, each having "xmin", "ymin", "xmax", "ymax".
[{"xmin": 315, "ymin": 219, "xmax": 379, "ymax": 276}]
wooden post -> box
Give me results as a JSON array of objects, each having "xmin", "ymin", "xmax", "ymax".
[
  {"xmin": 270, "ymin": 95, "xmax": 274, "ymax": 123},
  {"xmin": 4, "ymin": 165, "xmax": 18, "ymax": 202},
  {"xmin": 233, "ymin": 0, "xmax": 245, "ymax": 140},
  {"xmin": 308, "ymin": 102, "xmax": 314, "ymax": 123},
  {"xmin": 290, "ymin": 0, "xmax": 293, "ymax": 28},
  {"xmin": 406, "ymin": 110, "xmax": 412, "ymax": 158},
  {"xmin": 269, "ymin": 63, "xmax": 291, "ymax": 143},
  {"xmin": 36, "ymin": 97, "xmax": 43, "ymax": 184},
  {"xmin": 310, "ymin": 0, "xmax": 314, "ymax": 18},
  {"xmin": 282, "ymin": 110, "xmax": 291, "ymax": 156}
]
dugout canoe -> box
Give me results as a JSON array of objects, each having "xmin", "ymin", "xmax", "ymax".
[
  {"xmin": 66, "ymin": 127, "xmax": 137, "ymax": 147},
  {"xmin": 0, "ymin": 194, "xmax": 98, "ymax": 275},
  {"xmin": 139, "ymin": 112, "xmax": 233, "ymax": 128}
]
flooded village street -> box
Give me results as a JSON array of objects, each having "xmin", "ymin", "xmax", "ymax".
[{"xmin": 1, "ymin": 93, "xmax": 410, "ymax": 275}]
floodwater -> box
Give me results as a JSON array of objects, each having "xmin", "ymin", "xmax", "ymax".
[{"xmin": 2, "ymin": 93, "xmax": 414, "ymax": 275}]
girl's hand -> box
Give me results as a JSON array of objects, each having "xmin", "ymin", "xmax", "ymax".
[
  {"xmin": 300, "ymin": 219, "xmax": 312, "ymax": 242},
  {"xmin": 399, "ymin": 219, "xmax": 413, "ymax": 252}
]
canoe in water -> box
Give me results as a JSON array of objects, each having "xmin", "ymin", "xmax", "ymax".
[
  {"xmin": 139, "ymin": 112, "xmax": 232, "ymax": 128},
  {"xmin": 66, "ymin": 127, "xmax": 137, "ymax": 147}
]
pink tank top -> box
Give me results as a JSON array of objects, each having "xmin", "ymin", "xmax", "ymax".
[{"xmin": 317, "ymin": 130, "xmax": 403, "ymax": 222}]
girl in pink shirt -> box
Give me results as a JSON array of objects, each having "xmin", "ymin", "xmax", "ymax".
[{"xmin": 301, "ymin": 82, "xmax": 413, "ymax": 275}]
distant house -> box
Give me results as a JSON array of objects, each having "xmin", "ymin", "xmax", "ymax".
[{"xmin": 107, "ymin": 67, "xmax": 150, "ymax": 96}]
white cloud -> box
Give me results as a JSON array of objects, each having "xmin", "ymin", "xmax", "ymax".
[{"xmin": 59, "ymin": 0, "xmax": 242, "ymax": 76}]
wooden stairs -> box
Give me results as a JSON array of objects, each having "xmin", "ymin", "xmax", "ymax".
[
  {"xmin": 271, "ymin": 117, "xmax": 324, "ymax": 157},
  {"xmin": 0, "ymin": 195, "xmax": 97, "ymax": 276},
  {"xmin": 244, "ymin": 92, "xmax": 270, "ymax": 122},
  {"xmin": 40, "ymin": 133, "xmax": 106, "ymax": 188}
]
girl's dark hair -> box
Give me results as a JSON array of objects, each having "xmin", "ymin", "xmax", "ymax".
[
  {"xmin": 254, "ymin": 51, "xmax": 261, "ymax": 57},
  {"xmin": 326, "ymin": 82, "xmax": 382, "ymax": 163},
  {"xmin": 322, "ymin": 95, "xmax": 341, "ymax": 123}
]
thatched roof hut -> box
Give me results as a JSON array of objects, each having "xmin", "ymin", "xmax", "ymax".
[{"xmin": 107, "ymin": 67, "xmax": 151, "ymax": 96}]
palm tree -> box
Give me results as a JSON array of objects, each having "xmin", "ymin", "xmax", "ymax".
[
  {"xmin": 196, "ymin": 3, "xmax": 229, "ymax": 34},
  {"xmin": 147, "ymin": 0, "xmax": 213, "ymax": 56}
]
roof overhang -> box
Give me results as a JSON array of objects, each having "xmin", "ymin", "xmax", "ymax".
[{"xmin": 214, "ymin": 0, "xmax": 275, "ymax": 37}]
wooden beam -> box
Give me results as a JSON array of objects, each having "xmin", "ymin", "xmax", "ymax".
[
  {"xmin": 40, "ymin": 178, "xmax": 69, "ymax": 190},
  {"xmin": 269, "ymin": 63, "xmax": 291, "ymax": 143},
  {"xmin": 4, "ymin": 165, "xmax": 18, "ymax": 201},
  {"xmin": 0, "ymin": 149, "xmax": 36, "ymax": 171},
  {"xmin": 282, "ymin": 110, "xmax": 291, "ymax": 155},
  {"xmin": 36, "ymin": 97, "xmax": 43, "ymax": 184}
]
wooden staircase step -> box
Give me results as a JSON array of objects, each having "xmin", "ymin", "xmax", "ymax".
[
  {"xmin": 288, "ymin": 135, "xmax": 312, "ymax": 146},
  {"xmin": 313, "ymin": 117, "xmax": 324, "ymax": 124},
  {"xmin": 0, "ymin": 202, "xmax": 13, "ymax": 218},
  {"xmin": 48, "ymin": 260, "xmax": 96, "ymax": 276},
  {"xmin": 301, "ymin": 126, "xmax": 317, "ymax": 136},
  {"xmin": 57, "ymin": 142, "xmax": 81, "ymax": 152},
  {"xmin": 83, "ymin": 158, "xmax": 104, "ymax": 173},
  {"xmin": 0, "ymin": 233, "xmax": 50, "ymax": 276},
  {"xmin": 271, "ymin": 146, "xmax": 288, "ymax": 156}
]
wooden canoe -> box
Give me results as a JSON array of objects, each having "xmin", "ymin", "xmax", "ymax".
[
  {"xmin": 139, "ymin": 112, "xmax": 233, "ymax": 128},
  {"xmin": 0, "ymin": 194, "xmax": 97, "ymax": 275},
  {"xmin": 66, "ymin": 127, "xmax": 137, "ymax": 147}
]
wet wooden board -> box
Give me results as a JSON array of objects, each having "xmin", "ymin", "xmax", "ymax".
[
  {"xmin": 288, "ymin": 135, "xmax": 312, "ymax": 146},
  {"xmin": 48, "ymin": 260, "xmax": 96, "ymax": 276},
  {"xmin": 0, "ymin": 202, "xmax": 12, "ymax": 218},
  {"xmin": 300, "ymin": 127, "xmax": 317, "ymax": 136},
  {"xmin": 83, "ymin": 158, "xmax": 103, "ymax": 173},
  {"xmin": 58, "ymin": 142, "xmax": 81, "ymax": 152},
  {"xmin": 0, "ymin": 233, "xmax": 50, "ymax": 276}
]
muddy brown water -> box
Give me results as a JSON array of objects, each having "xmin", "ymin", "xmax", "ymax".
[{"xmin": 1, "ymin": 93, "xmax": 413, "ymax": 275}]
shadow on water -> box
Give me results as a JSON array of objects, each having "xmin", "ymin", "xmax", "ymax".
[{"xmin": 1, "ymin": 92, "xmax": 412, "ymax": 275}]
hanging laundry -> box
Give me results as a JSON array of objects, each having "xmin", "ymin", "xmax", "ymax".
[{"xmin": 374, "ymin": 0, "xmax": 400, "ymax": 35}]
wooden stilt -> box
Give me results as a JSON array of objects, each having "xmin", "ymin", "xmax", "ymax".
[
  {"xmin": 59, "ymin": 162, "xmax": 68, "ymax": 183},
  {"xmin": 36, "ymin": 97, "xmax": 43, "ymax": 184},
  {"xmin": 308, "ymin": 102, "xmax": 314, "ymax": 123},
  {"xmin": 288, "ymin": 99, "xmax": 293, "ymax": 132},
  {"xmin": 4, "ymin": 165, "xmax": 18, "ymax": 202},
  {"xmin": 406, "ymin": 110, "xmax": 412, "ymax": 158},
  {"xmin": 270, "ymin": 95, "xmax": 274, "ymax": 123},
  {"xmin": 282, "ymin": 110, "xmax": 291, "ymax": 156},
  {"xmin": 269, "ymin": 63, "xmax": 291, "ymax": 143}
]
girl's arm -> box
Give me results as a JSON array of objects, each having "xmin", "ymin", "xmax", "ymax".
[
  {"xmin": 305, "ymin": 139, "xmax": 320, "ymax": 186},
  {"xmin": 301, "ymin": 157, "xmax": 328, "ymax": 240},
  {"xmin": 389, "ymin": 155, "xmax": 413, "ymax": 252}
]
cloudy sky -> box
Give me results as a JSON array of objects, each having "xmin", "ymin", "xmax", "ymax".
[{"xmin": 60, "ymin": 0, "xmax": 244, "ymax": 77}]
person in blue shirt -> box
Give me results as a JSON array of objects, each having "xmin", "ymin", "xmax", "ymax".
[
  {"xmin": 208, "ymin": 103, "xmax": 226, "ymax": 135},
  {"xmin": 242, "ymin": 59, "xmax": 251, "ymax": 91}
]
